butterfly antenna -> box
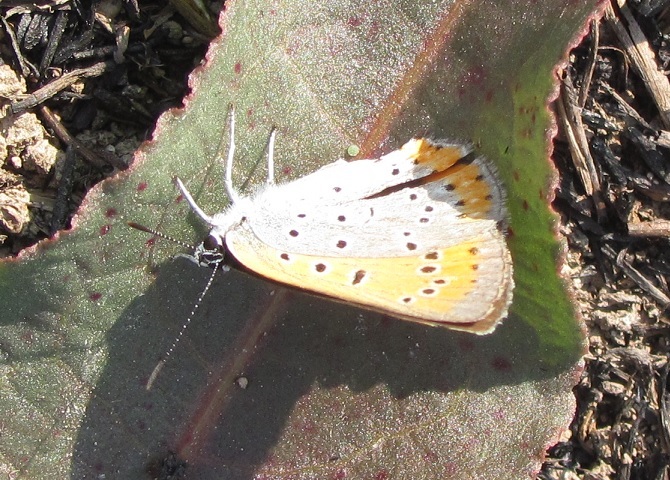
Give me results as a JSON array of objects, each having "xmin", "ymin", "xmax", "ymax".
[
  {"xmin": 146, "ymin": 260, "xmax": 220, "ymax": 390},
  {"xmin": 173, "ymin": 177, "xmax": 215, "ymax": 225},
  {"xmin": 223, "ymin": 104, "xmax": 241, "ymax": 204},
  {"xmin": 127, "ymin": 222, "xmax": 197, "ymax": 250},
  {"xmin": 266, "ymin": 127, "xmax": 277, "ymax": 185},
  {"xmin": 239, "ymin": 126, "xmax": 279, "ymax": 192}
]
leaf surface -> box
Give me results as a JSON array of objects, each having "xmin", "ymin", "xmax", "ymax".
[{"xmin": 0, "ymin": 0, "xmax": 602, "ymax": 478}]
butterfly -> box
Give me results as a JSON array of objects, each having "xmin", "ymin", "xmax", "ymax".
[{"xmin": 152, "ymin": 108, "xmax": 514, "ymax": 336}]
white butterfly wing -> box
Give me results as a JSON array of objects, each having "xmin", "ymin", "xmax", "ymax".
[
  {"xmin": 247, "ymin": 139, "xmax": 507, "ymax": 257},
  {"xmin": 266, "ymin": 138, "xmax": 506, "ymax": 223},
  {"xmin": 223, "ymin": 138, "xmax": 514, "ymax": 333}
]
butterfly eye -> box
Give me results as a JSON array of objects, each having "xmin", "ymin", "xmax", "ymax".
[{"xmin": 203, "ymin": 234, "xmax": 221, "ymax": 251}]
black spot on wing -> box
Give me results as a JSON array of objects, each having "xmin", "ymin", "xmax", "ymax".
[{"xmin": 352, "ymin": 270, "xmax": 366, "ymax": 285}]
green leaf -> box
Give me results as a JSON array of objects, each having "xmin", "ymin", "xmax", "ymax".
[{"xmin": 1, "ymin": 1, "xmax": 600, "ymax": 478}]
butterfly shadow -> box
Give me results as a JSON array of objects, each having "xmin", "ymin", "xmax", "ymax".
[{"xmin": 70, "ymin": 255, "xmax": 575, "ymax": 479}]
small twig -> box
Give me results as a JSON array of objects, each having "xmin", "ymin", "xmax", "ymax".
[
  {"xmin": 38, "ymin": 9, "xmax": 68, "ymax": 75},
  {"xmin": 605, "ymin": 1, "xmax": 670, "ymax": 129},
  {"xmin": 658, "ymin": 361, "xmax": 670, "ymax": 455},
  {"xmin": 10, "ymin": 61, "xmax": 113, "ymax": 114},
  {"xmin": 578, "ymin": 18, "xmax": 600, "ymax": 108},
  {"xmin": 38, "ymin": 105, "xmax": 127, "ymax": 170},
  {"xmin": 656, "ymin": 130, "xmax": 670, "ymax": 149},
  {"xmin": 558, "ymin": 74, "xmax": 607, "ymax": 219},
  {"xmin": 604, "ymin": 245, "xmax": 670, "ymax": 309},
  {"xmin": 0, "ymin": 15, "xmax": 37, "ymax": 78},
  {"xmin": 599, "ymin": 82, "xmax": 654, "ymax": 130},
  {"xmin": 50, "ymin": 146, "xmax": 77, "ymax": 235},
  {"xmin": 593, "ymin": 136, "xmax": 670, "ymax": 201},
  {"xmin": 627, "ymin": 220, "xmax": 670, "ymax": 237},
  {"xmin": 625, "ymin": 126, "xmax": 670, "ymax": 183},
  {"xmin": 168, "ymin": 0, "xmax": 219, "ymax": 38}
]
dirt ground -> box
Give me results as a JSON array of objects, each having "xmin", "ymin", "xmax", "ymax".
[{"xmin": 2, "ymin": 1, "xmax": 670, "ymax": 479}]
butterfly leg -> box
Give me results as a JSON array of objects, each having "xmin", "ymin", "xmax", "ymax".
[
  {"xmin": 224, "ymin": 105, "xmax": 242, "ymax": 204},
  {"xmin": 266, "ymin": 127, "xmax": 277, "ymax": 185}
]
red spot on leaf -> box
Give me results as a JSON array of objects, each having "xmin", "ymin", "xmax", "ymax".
[
  {"xmin": 423, "ymin": 450, "xmax": 438, "ymax": 463},
  {"xmin": 491, "ymin": 356, "xmax": 512, "ymax": 371},
  {"xmin": 297, "ymin": 419, "xmax": 317, "ymax": 433},
  {"xmin": 332, "ymin": 468, "xmax": 347, "ymax": 479},
  {"xmin": 374, "ymin": 471, "xmax": 388, "ymax": 480},
  {"xmin": 234, "ymin": 62, "xmax": 242, "ymax": 74},
  {"xmin": 368, "ymin": 20, "xmax": 381, "ymax": 39},
  {"xmin": 105, "ymin": 208, "xmax": 117, "ymax": 218},
  {"xmin": 348, "ymin": 16, "xmax": 363, "ymax": 27},
  {"xmin": 286, "ymin": 40, "xmax": 300, "ymax": 56},
  {"xmin": 90, "ymin": 292, "xmax": 102, "ymax": 302},
  {"xmin": 100, "ymin": 224, "xmax": 111, "ymax": 235},
  {"xmin": 137, "ymin": 181, "xmax": 148, "ymax": 192},
  {"xmin": 464, "ymin": 437, "xmax": 479, "ymax": 449},
  {"xmin": 462, "ymin": 65, "xmax": 487, "ymax": 87},
  {"xmin": 176, "ymin": 193, "xmax": 184, "ymax": 203},
  {"xmin": 146, "ymin": 237, "xmax": 156, "ymax": 247},
  {"xmin": 522, "ymin": 199, "xmax": 529, "ymax": 211},
  {"xmin": 282, "ymin": 166, "xmax": 293, "ymax": 175}
]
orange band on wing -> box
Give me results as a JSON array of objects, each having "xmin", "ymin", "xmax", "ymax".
[
  {"xmin": 401, "ymin": 138, "xmax": 466, "ymax": 171},
  {"xmin": 226, "ymin": 228, "xmax": 505, "ymax": 329}
]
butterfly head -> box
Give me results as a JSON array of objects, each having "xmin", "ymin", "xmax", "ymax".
[
  {"xmin": 194, "ymin": 199, "xmax": 252, "ymax": 270},
  {"xmin": 193, "ymin": 233, "xmax": 226, "ymax": 269}
]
